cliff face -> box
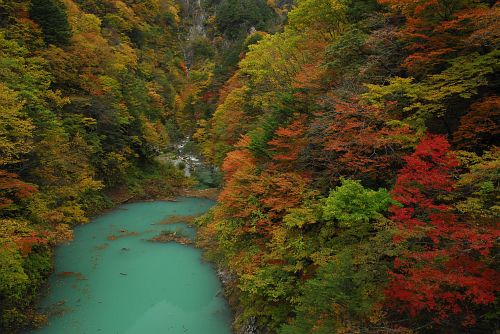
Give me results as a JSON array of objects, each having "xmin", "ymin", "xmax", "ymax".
[
  {"xmin": 174, "ymin": 0, "xmax": 286, "ymax": 131},
  {"xmin": 178, "ymin": 0, "xmax": 208, "ymax": 69}
]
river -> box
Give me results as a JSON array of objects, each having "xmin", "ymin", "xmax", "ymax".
[{"xmin": 28, "ymin": 198, "xmax": 232, "ymax": 334}]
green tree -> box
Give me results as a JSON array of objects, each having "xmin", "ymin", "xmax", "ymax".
[
  {"xmin": 30, "ymin": 0, "xmax": 72, "ymax": 45},
  {"xmin": 322, "ymin": 179, "xmax": 394, "ymax": 228},
  {"xmin": 216, "ymin": 0, "xmax": 276, "ymax": 39}
]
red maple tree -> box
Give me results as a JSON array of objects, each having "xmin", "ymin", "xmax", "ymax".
[
  {"xmin": 386, "ymin": 134, "xmax": 499, "ymax": 326},
  {"xmin": 378, "ymin": 0, "xmax": 499, "ymax": 75},
  {"xmin": 0, "ymin": 170, "xmax": 37, "ymax": 209}
]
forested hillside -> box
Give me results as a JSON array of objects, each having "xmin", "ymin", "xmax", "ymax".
[
  {"xmin": 194, "ymin": 0, "xmax": 500, "ymax": 333},
  {"xmin": 0, "ymin": 0, "xmax": 498, "ymax": 333},
  {"xmin": 0, "ymin": 0, "xmax": 192, "ymax": 331}
]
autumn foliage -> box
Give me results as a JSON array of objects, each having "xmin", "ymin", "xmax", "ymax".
[
  {"xmin": 1, "ymin": 0, "xmax": 499, "ymax": 333},
  {"xmin": 195, "ymin": 0, "xmax": 500, "ymax": 333},
  {"xmin": 0, "ymin": 0, "xmax": 190, "ymax": 331},
  {"xmin": 387, "ymin": 134, "xmax": 499, "ymax": 325},
  {"xmin": 0, "ymin": 171, "xmax": 36, "ymax": 209}
]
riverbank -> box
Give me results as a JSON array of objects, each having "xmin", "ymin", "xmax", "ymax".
[
  {"xmin": 214, "ymin": 267, "xmax": 260, "ymax": 334},
  {"xmin": 14, "ymin": 168, "xmax": 213, "ymax": 334}
]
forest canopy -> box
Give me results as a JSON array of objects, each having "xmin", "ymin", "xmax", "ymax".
[
  {"xmin": 194, "ymin": 0, "xmax": 500, "ymax": 333},
  {"xmin": 0, "ymin": 0, "xmax": 498, "ymax": 333},
  {"xmin": 0, "ymin": 0, "xmax": 191, "ymax": 331}
]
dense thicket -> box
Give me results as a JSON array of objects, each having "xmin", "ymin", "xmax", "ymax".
[
  {"xmin": 0, "ymin": 0, "xmax": 191, "ymax": 331},
  {"xmin": 194, "ymin": 0, "xmax": 499, "ymax": 333}
]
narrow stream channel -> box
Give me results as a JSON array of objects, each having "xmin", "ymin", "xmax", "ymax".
[{"xmin": 28, "ymin": 198, "xmax": 232, "ymax": 334}]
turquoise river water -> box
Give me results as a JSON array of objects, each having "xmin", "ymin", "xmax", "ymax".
[{"xmin": 28, "ymin": 198, "xmax": 232, "ymax": 334}]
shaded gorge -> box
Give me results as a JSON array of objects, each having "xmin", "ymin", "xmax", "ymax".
[{"xmin": 28, "ymin": 198, "xmax": 232, "ymax": 334}]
